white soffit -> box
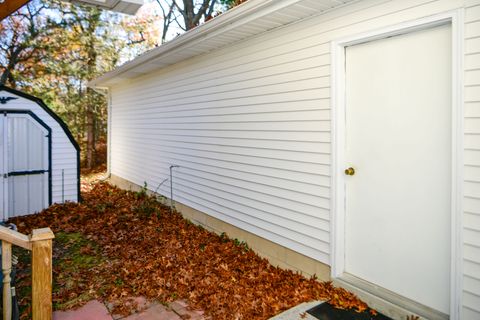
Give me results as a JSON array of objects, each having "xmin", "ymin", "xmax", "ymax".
[
  {"xmin": 68, "ymin": 0, "xmax": 143, "ymax": 15},
  {"xmin": 90, "ymin": 0, "xmax": 353, "ymax": 88}
]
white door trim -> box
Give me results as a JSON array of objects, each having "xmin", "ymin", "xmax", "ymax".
[{"xmin": 330, "ymin": 10, "xmax": 464, "ymax": 319}]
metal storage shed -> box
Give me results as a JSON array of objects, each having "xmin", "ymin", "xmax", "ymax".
[{"xmin": 0, "ymin": 86, "xmax": 80, "ymax": 220}]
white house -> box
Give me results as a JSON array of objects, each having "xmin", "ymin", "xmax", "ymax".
[
  {"xmin": 90, "ymin": 0, "xmax": 480, "ymax": 319},
  {"xmin": 0, "ymin": 86, "xmax": 80, "ymax": 219}
]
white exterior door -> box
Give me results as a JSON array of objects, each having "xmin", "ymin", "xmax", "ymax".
[
  {"xmin": 1, "ymin": 113, "xmax": 49, "ymax": 219},
  {"xmin": 344, "ymin": 24, "xmax": 452, "ymax": 314}
]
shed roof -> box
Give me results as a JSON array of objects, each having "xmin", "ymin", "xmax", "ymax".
[
  {"xmin": 68, "ymin": 0, "xmax": 143, "ymax": 15},
  {"xmin": 0, "ymin": 0, "xmax": 142, "ymax": 21},
  {"xmin": 90, "ymin": 0, "xmax": 353, "ymax": 88}
]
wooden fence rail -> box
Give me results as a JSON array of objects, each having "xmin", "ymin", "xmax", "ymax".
[{"xmin": 0, "ymin": 226, "xmax": 54, "ymax": 320}]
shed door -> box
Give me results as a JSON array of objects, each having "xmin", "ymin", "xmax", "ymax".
[
  {"xmin": 344, "ymin": 24, "xmax": 451, "ymax": 314},
  {"xmin": 1, "ymin": 113, "xmax": 50, "ymax": 220}
]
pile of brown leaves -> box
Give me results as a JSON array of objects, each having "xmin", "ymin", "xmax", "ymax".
[{"xmin": 10, "ymin": 182, "xmax": 370, "ymax": 319}]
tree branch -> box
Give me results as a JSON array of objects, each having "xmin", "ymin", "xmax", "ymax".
[{"xmin": 191, "ymin": 0, "xmax": 211, "ymax": 26}]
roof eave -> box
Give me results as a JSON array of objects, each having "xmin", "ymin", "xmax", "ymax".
[{"xmin": 89, "ymin": 0, "xmax": 307, "ymax": 88}]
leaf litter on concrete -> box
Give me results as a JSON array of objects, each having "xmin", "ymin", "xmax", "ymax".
[{"xmin": 10, "ymin": 181, "xmax": 371, "ymax": 319}]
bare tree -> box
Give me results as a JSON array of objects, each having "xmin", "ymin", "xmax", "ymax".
[
  {"xmin": 175, "ymin": 0, "xmax": 217, "ymax": 30},
  {"xmin": 155, "ymin": 0, "xmax": 246, "ymax": 43}
]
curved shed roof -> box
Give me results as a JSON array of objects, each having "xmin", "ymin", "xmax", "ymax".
[{"xmin": 0, "ymin": 85, "xmax": 80, "ymax": 204}]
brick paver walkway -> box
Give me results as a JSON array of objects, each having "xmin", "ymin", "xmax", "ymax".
[{"xmin": 53, "ymin": 298, "xmax": 206, "ymax": 320}]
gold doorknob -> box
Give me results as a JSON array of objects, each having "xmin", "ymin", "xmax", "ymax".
[{"xmin": 345, "ymin": 167, "xmax": 355, "ymax": 176}]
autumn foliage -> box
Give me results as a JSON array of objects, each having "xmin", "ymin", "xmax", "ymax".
[{"xmin": 10, "ymin": 182, "xmax": 370, "ymax": 319}]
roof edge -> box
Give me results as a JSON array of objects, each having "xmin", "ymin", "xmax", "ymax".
[{"xmin": 89, "ymin": 0, "xmax": 304, "ymax": 88}]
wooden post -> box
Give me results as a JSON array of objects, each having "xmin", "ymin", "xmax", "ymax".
[
  {"xmin": 2, "ymin": 240, "xmax": 12, "ymax": 320},
  {"xmin": 30, "ymin": 228, "xmax": 54, "ymax": 320}
]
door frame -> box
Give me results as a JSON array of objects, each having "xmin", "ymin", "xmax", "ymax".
[
  {"xmin": 0, "ymin": 110, "xmax": 52, "ymax": 220},
  {"xmin": 330, "ymin": 10, "xmax": 464, "ymax": 320}
]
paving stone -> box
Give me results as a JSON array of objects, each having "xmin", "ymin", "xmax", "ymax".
[
  {"xmin": 105, "ymin": 301, "xmax": 124, "ymax": 320},
  {"xmin": 123, "ymin": 303, "xmax": 181, "ymax": 320},
  {"xmin": 53, "ymin": 300, "xmax": 112, "ymax": 320},
  {"xmin": 170, "ymin": 300, "xmax": 205, "ymax": 320},
  {"xmin": 131, "ymin": 296, "xmax": 152, "ymax": 312},
  {"xmin": 53, "ymin": 297, "xmax": 207, "ymax": 320},
  {"xmin": 107, "ymin": 296, "xmax": 154, "ymax": 319}
]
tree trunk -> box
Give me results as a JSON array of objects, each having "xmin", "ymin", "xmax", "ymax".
[
  {"xmin": 86, "ymin": 101, "xmax": 95, "ymax": 169},
  {"xmin": 0, "ymin": 45, "xmax": 23, "ymax": 86},
  {"xmin": 0, "ymin": 57, "xmax": 15, "ymax": 86},
  {"xmin": 181, "ymin": 0, "xmax": 215, "ymax": 30},
  {"xmin": 0, "ymin": 70, "xmax": 9, "ymax": 85},
  {"xmin": 84, "ymin": 12, "xmax": 99, "ymax": 169}
]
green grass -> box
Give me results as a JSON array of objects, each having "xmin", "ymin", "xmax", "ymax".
[
  {"xmin": 14, "ymin": 231, "xmax": 105, "ymax": 317},
  {"xmin": 54, "ymin": 232, "xmax": 102, "ymax": 272},
  {"xmin": 53, "ymin": 232, "xmax": 105, "ymax": 309}
]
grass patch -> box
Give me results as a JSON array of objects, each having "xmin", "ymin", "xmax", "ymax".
[
  {"xmin": 52, "ymin": 232, "xmax": 105, "ymax": 309},
  {"xmin": 54, "ymin": 232, "xmax": 102, "ymax": 271},
  {"xmin": 14, "ymin": 231, "xmax": 105, "ymax": 318}
]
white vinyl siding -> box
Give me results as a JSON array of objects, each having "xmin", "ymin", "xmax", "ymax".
[
  {"xmin": 464, "ymin": 1, "xmax": 480, "ymax": 318},
  {"xmin": 0, "ymin": 93, "xmax": 79, "ymax": 204},
  {"xmin": 109, "ymin": 0, "xmax": 480, "ymax": 317}
]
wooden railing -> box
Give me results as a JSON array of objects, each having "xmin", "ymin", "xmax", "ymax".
[{"xmin": 0, "ymin": 226, "xmax": 54, "ymax": 320}]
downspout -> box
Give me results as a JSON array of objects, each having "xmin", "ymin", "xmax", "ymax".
[{"xmin": 107, "ymin": 90, "xmax": 112, "ymax": 178}]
